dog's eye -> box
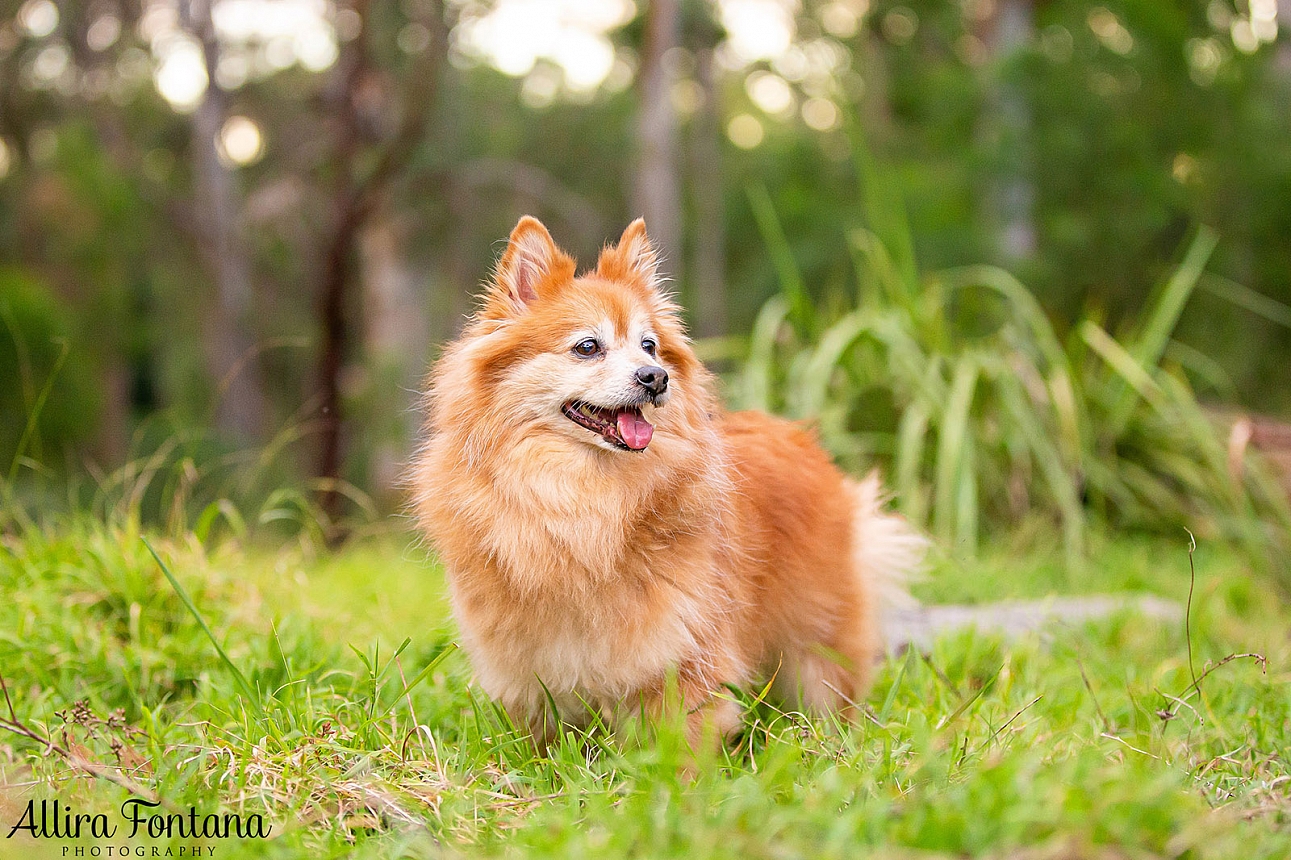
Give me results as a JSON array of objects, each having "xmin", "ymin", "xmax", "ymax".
[
  {"xmin": 573, "ymin": 338, "xmax": 601, "ymax": 357},
  {"xmin": 641, "ymin": 337, "xmax": 657, "ymax": 355}
]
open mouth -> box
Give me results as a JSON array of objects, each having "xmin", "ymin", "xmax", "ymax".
[{"xmin": 561, "ymin": 400, "xmax": 655, "ymax": 451}]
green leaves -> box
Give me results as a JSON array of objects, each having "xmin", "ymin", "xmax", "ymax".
[{"xmin": 738, "ymin": 156, "xmax": 1289, "ymax": 578}]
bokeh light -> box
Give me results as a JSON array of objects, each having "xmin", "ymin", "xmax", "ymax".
[
  {"xmin": 218, "ymin": 115, "xmax": 264, "ymax": 166},
  {"xmin": 153, "ymin": 34, "xmax": 208, "ymax": 110},
  {"xmin": 746, "ymin": 70, "xmax": 794, "ymax": 117},
  {"xmin": 1087, "ymin": 7, "xmax": 1134, "ymax": 56},
  {"xmin": 727, "ymin": 113, "xmax": 765, "ymax": 149},
  {"xmin": 819, "ymin": 1, "xmax": 865, "ymax": 39},
  {"xmin": 16, "ymin": 0, "xmax": 58, "ymax": 38},
  {"xmin": 456, "ymin": 0, "xmax": 633, "ymax": 93},
  {"xmin": 718, "ymin": 0, "xmax": 795, "ymax": 65},
  {"xmin": 801, "ymin": 97, "xmax": 839, "ymax": 131},
  {"xmin": 86, "ymin": 14, "xmax": 122, "ymax": 51}
]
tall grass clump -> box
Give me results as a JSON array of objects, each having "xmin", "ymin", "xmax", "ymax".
[
  {"xmin": 0, "ymin": 399, "xmax": 382, "ymax": 554},
  {"xmin": 0, "ymin": 297, "xmax": 381, "ymax": 550},
  {"xmin": 738, "ymin": 125, "xmax": 1291, "ymax": 577}
]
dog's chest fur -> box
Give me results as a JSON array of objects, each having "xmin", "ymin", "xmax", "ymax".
[
  {"xmin": 450, "ymin": 566, "xmax": 715, "ymax": 713},
  {"xmin": 433, "ymin": 439, "xmax": 730, "ymax": 713}
]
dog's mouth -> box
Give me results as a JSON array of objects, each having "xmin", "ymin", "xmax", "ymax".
[{"xmin": 560, "ymin": 400, "xmax": 654, "ymax": 451}]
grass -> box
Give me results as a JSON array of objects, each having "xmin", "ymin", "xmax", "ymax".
[
  {"xmin": 733, "ymin": 117, "xmax": 1291, "ymax": 579},
  {"xmin": 1, "ymin": 519, "xmax": 1289, "ymax": 859}
]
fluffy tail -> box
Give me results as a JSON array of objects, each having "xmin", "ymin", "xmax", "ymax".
[{"xmin": 849, "ymin": 472, "xmax": 928, "ymax": 631}]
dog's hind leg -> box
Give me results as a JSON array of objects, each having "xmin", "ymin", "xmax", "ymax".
[{"xmin": 788, "ymin": 474, "xmax": 927, "ymax": 715}]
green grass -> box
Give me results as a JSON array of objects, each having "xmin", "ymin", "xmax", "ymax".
[{"xmin": 1, "ymin": 521, "xmax": 1289, "ymax": 859}]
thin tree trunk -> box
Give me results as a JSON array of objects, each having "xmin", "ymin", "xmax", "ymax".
[
  {"xmin": 180, "ymin": 0, "xmax": 267, "ymax": 440},
  {"xmin": 88, "ymin": 359, "xmax": 130, "ymax": 466},
  {"xmin": 316, "ymin": 187, "xmax": 359, "ymax": 532},
  {"xmin": 689, "ymin": 44, "xmax": 726, "ymax": 338},
  {"xmin": 980, "ymin": 0, "xmax": 1036, "ymax": 260},
  {"xmin": 360, "ymin": 213, "xmax": 428, "ymax": 506},
  {"xmin": 634, "ymin": 0, "xmax": 683, "ymax": 279},
  {"xmin": 314, "ymin": 8, "xmax": 363, "ymax": 530},
  {"xmin": 1277, "ymin": 0, "xmax": 1291, "ymax": 71},
  {"xmin": 446, "ymin": 176, "xmax": 475, "ymax": 338},
  {"xmin": 315, "ymin": 0, "xmax": 443, "ymax": 537}
]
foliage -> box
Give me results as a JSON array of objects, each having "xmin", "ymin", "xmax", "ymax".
[
  {"xmin": 737, "ymin": 125, "xmax": 1291, "ymax": 574},
  {"xmin": 866, "ymin": 0, "xmax": 1291, "ymax": 412},
  {"xmin": 3, "ymin": 0, "xmax": 1291, "ymax": 502},
  {"xmin": 0, "ymin": 409, "xmax": 381, "ymax": 553},
  {"xmin": 1, "ymin": 525, "xmax": 1289, "ymax": 857},
  {"xmin": 0, "ymin": 267, "xmax": 96, "ymax": 467}
]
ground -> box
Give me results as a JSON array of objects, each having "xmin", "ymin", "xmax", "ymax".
[{"xmin": 0, "ymin": 521, "xmax": 1288, "ymax": 859}]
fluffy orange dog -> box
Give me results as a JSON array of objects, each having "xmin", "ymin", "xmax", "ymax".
[{"xmin": 410, "ymin": 216, "xmax": 925, "ymax": 746}]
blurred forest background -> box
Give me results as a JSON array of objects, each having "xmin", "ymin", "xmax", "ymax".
[{"xmin": 3, "ymin": 0, "xmax": 1291, "ymax": 553}]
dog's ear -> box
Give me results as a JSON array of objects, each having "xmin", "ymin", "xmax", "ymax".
[
  {"xmin": 485, "ymin": 216, "xmax": 570, "ymax": 317},
  {"xmin": 599, "ymin": 218, "xmax": 661, "ymax": 288}
]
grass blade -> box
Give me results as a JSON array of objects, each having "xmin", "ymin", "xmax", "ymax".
[
  {"xmin": 795, "ymin": 311, "xmax": 872, "ymax": 417},
  {"xmin": 845, "ymin": 109, "xmax": 918, "ymax": 296},
  {"xmin": 1199, "ymin": 272, "xmax": 1291, "ymax": 330},
  {"xmin": 1131, "ymin": 226, "xmax": 1218, "ymax": 372},
  {"xmin": 6, "ymin": 338, "xmax": 68, "ymax": 488},
  {"xmin": 989, "ymin": 361, "xmax": 1086, "ymax": 565},
  {"xmin": 895, "ymin": 400, "xmax": 931, "ymax": 525},
  {"xmin": 954, "ymin": 435, "xmax": 978, "ymax": 556},
  {"xmin": 878, "ymin": 646, "xmax": 916, "ymax": 725},
  {"xmin": 143, "ymin": 537, "xmax": 262, "ymax": 715},
  {"xmin": 849, "ymin": 228, "xmax": 910, "ymax": 309},
  {"xmin": 742, "ymin": 294, "xmax": 790, "ymax": 412},
  {"xmin": 934, "ymin": 356, "xmax": 980, "ymax": 545},
  {"xmin": 376, "ymin": 643, "xmax": 459, "ymax": 720},
  {"xmin": 937, "ymin": 663, "xmax": 1003, "ymax": 730},
  {"xmin": 1080, "ymin": 320, "xmax": 1166, "ymax": 436},
  {"xmin": 747, "ymin": 183, "xmax": 812, "ymax": 333}
]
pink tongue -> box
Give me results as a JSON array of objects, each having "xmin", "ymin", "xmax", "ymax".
[{"xmin": 615, "ymin": 410, "xmax": 654, "ymax": 450}]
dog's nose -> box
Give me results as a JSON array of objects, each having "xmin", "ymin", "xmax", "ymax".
[{"xmin": 634, "ymin": 365, "xmax": 669, "ymax": 396}]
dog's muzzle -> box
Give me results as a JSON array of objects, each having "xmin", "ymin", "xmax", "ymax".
[{"xmin": 634, "ymin": 365, "xmax": 668, "ymax": 398}]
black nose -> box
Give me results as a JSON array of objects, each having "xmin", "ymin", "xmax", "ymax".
[{"xmin": 634, "ymin": 365, "xmax": 669, "ymax": 396}]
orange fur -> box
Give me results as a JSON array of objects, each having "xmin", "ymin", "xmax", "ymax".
[{"xmin": 409, "ymin": 217, "xmax": 926, "ymax": 745}]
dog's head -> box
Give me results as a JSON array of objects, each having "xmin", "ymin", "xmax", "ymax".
[{"xmin": 437, "ymin": 216, "xmax": 711, "ymax": 458}]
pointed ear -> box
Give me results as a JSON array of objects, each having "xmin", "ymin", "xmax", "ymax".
[
  {"xmin": 600, "ymin": 218, "xmax": 662, "ymax": 287},
  {"xmin": 486, "ymin": 216, "xmax": 567, "ymax": 316}
]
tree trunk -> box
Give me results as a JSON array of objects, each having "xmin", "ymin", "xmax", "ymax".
[
  {"xmin": 634, "ymin": 0, "xmax": 683, "ymax": 279},
  {"xmin": 445, "ymin": 176, "xmax": 476, "ymax": 339},
  {"xmin": 689, "ymin": 44, "xmax": 726, "ymax": 338},
  {"xmin": 315, "ymin": 183, "xmax": 358, "ymax": 533},
  {"xmin": 979, "ymin": 0, "xmax": 1037, "ymax": 260},
  {"xmin": 314, "ymin": 0, "xmax": 443, "ymax": 537},
  {"xmin": 180, "ymin": 0, "xmax": 268, "ymax": 440},
  {"xmin": 360, "ymin": 212, "xmax": 428, "ymax": 507}
]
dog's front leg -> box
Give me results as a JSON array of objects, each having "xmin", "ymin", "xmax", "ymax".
[{"xmin": 629, "ymin": 662, "xmax": 743, "ymax": 758}]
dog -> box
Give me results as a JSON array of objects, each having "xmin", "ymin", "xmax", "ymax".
[{"xmin": 409, "ymin": 216, "xmax": 926, "ymax": 747}]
